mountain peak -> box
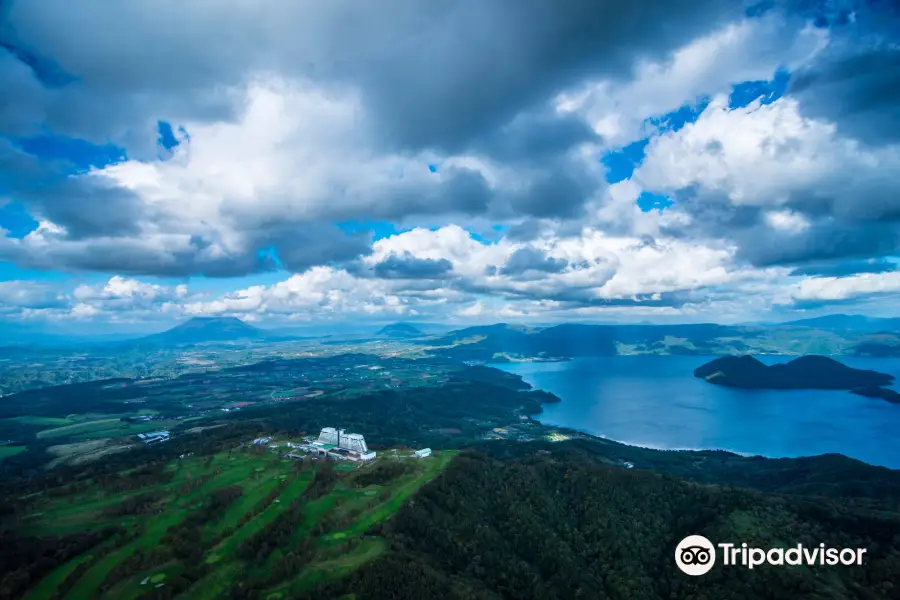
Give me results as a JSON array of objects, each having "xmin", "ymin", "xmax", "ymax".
[
  {"xmin": 142, "ymin": 316, "xmax": 263, "ymax": 344},
  {"xmin": 376, "ymin": 322, "xmax": 425, "ymax": 338}
]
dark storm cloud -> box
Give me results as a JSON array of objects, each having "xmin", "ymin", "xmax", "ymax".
[
  {"xmin": 0, "ymin": 236, "xmax": 278, "ymax": 278},
  {"xmin": 499, "ymin": 248, "xmax": 569, "ymax": 277},
  {"xmin": 500, "ymin": 160, "xmax": 599, "ymax": 220},
  {"xmin": 778, "ymin": 0, "xmax": 900, "ymax": 145},
  {"xmin": 789, "ymin": 46, "xmax": 900, "ymax": 146},
  {"xmin": 736, "ymin": 221, "xmax": 900, "ymax": 267},
  {"xmin": 263, "ymin": 225, "xmax": 373, "ymax": 274},
  {"xmin": 0, "ymin": 140, "xmax": 146, "ymax": 238},
  {"xmin": 0, "ymin": 0, "xmax": 747, "ymax": 155},
  {"xmin": 788, "ymin": 258, "xmax": 897, "ymax": 277},
  {"xmin": 655, "ymin": 176, "xmax": 900, "ymax": 271},
  {"xmin": 372, "ymin": 253, "xmax": 454, "ymax": 280},
  {"xmin": 342, "ymin": 0, "xmax": 746, "ymax": 153},
  {"xmin": 471, "ymin": 109, "xmax": 600, "ymax": 164},
  {"xmin": 505, "ymin": 220, "xmax": 547, "ymax": 242},
  {"xmin": 661, "ymin": 193, "xmax": 900, "ymax": 269},
  {"xmin": 372, "ymin": 166, "xmax": 494, "ymax": 220},
  {"xmin": 0, "ymin": 0, "xmax": 757, "ymax": 280},
  {"xmin": 0, "ymin": 47, "xmax": 49, "ymax": 136}
]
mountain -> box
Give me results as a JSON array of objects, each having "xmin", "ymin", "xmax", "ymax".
[
  {"xmin": 694, "ymin": 355, "xmax": 895, "ymax": 390},
  {"xmin": 784, "ymin": 314, "xmax": 900, "ymax": 332},
  {"xmin": 138, "ymin": 317, "xmax": 265, "ymax": 344},
  {"xmin": 376, "ymin": 322, "xmax": 426, "ymax": 338},
  {"xmin": 424, "ymin": 322, "xmax": 752, "ymax": 360}
]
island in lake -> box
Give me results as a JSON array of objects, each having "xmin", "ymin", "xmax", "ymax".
[{"xmin": 694, "ymin": 355, "xmax": 896, "ymax": 393}]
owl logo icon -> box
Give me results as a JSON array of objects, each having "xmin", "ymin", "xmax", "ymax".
[{"xmin": 675, "ymin": 535, "xmax": 716, "ymax": 576}]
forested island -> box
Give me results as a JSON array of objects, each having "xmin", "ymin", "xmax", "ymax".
[{"xmin": 694, "ymin": 355, "xmax": 895, "ymax": 390}]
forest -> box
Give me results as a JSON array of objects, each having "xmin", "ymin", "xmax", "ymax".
[
  {"xmin": 316, "ymin": 443, "xmax": 900, "ymax": 600},
  {"xmin": 3, "ymin": 423, "xmax": 900, "ymax": 598},
  {"xmin": 4, "ymin": 355, "xmax": 900, "ymax": 599}
]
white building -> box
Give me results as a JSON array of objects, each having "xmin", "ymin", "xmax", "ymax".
[
  {"xmin": 317, "ymin": 427, "xmax": 369, "ymax": 454},
  {"xmin": 414, "ymin": 448, "xmax": 432, "ymax": 458},
  {"xmin": 137, "ymin": 430, "xmax": 170, "ymax": 444}
]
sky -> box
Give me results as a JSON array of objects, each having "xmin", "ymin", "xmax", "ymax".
[{"xmin": 1, "ymin": 0, "xmax": 899, "ymax": 333}]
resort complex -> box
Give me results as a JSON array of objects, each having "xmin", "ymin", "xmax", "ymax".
[{"xmin": 280, "ymin": 427, "xmax": 378, "ymax": 463}]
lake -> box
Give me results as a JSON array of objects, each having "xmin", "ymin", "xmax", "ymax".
[{"xmin": 492, "ymin": 355, "xmax": 900, "ymax": 469}]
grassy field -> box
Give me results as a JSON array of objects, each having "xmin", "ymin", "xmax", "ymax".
[
  {"xmin": 0, "ymin": 445, "xmax": 26, "ymax": 462},
  {"xmin": 18, "ymin": 446, "xmax": 457, "ymax": 599},
  {"xmin": 5, "ymin": 416, "xmax": 74, "ymax": 427},
  {"xmin": 36, "ymin": 417, "xmax": 176, "ymax": 441}
]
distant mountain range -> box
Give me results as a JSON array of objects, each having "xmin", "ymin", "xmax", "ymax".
[
  {"xmin": 779, "ymin": 314, "xmax": 900, "ymax": 332},
  {"xmin": 420, "ymin": 321, "xmax": 900, "ymax": 360},
  {"xmin": 3, "ymin": 313, "xmax": 900, "ymax": 354}
]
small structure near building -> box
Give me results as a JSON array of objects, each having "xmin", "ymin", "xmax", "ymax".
[
  {"xmin": 251, "ymin": 436, "xmax": 273, "ymax": 445},
  {"xmin": 137, "ymin": 430, "xmax": 170, "ymax": 445},
  {"xmin": 414, "ymin": 448, "xmax": 432, "ymax": 458}
]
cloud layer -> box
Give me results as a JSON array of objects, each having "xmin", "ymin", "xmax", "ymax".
[{"xmin": 1, "ymin": 0, "xmax": 899, "ymax": 326}]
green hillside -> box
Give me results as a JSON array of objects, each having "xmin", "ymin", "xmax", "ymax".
[{"xmin": 6, "ymin": 447, "xmax": 455, "ymax": 600}]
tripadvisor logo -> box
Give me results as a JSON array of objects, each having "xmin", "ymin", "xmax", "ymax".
[{"xmin": 675, "ymin": 535, "xmax": 867, "ymax": 576}]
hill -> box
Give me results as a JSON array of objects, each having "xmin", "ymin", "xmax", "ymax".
[
  {"xmin": 138, "ymin": 317, "xmax": 264, "ymax": 345},
  {"xmin": 322, "ymin": 442, "xmax": 900, "ymax": 600},
  {"xmin": 694, "ymin": 355, "xmax": 895, "ymax": 390},
  {"xmin": 6, "ymin": 433, "xmax": 900, "ymax": 600},
  {"xmin": 425, "ymin": 322, "xmax": 756, "ymax": 360},
  {"xmin": 375, "ymin": 322, "xmax": 425, "ymax": 338},
  {"xmin": 783, "ymin": 314, "xmax": 900, "ymax": 331}
]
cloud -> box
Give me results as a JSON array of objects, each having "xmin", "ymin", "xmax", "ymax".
[
  {"xmin": 0, "ymin": 78, "xmax": 605, "ymax": 276},
  {"xmin": 0, "ymin": 0, "xmax": 749, "ymax": 155},
  {"xmin": 498, "ymin": 247, "xmax": 569, "ymax": 278},
  {"xmin": 785, "ymin": 0, "xmax": 900, "ymax": 146},
  {"xmin": 791, "ymin": 271, "xmax": 900, "ymax": 303},
  {"xmin": 556, "ymin": 13, "xmax": 827, "ymax": 147},
  {"xmin": 371, "ymin": 252, "xmax": 454, "ymax": 280},
  {"xmin": 1, "ymin": 1, "xmax": 899, "ymax": 324},
  {"xmin": 788, "ymin": 258, "xmax": 897, "ymax": 278},
  {"xmin": 0, "ymin": 276, "xmax": 193, "ymax": 322},
  {"xmin": 182, "ymin": 267, "xmax": 430, "ymax": 321},
  {"xmin": 0, "ymin": 280, "xmax": 67, "ymax": 309},
  {"xmin": 789, "ymin": 47, "xmax": 900, "ymax": 146},
  {"xmin": 178, "ymin": 225, "xmax": 789, "ymax": 322},
  {"xmin": 632, "ymin": 94, "xmax": 900, "ymax": 267}
]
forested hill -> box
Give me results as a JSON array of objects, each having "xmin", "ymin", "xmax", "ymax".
[{"xmin": 312, "ymin": 442, "xmax": 900, "ymax": 600}]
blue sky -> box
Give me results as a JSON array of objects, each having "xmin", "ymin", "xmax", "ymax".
[{"xmin": 1, "ymin": 0, "xmax": 899, "ymax": 332}]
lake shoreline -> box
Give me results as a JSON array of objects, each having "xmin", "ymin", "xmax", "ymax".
[{"xmin": 492, "ymin": 355, "xmax": 900, "ymax": 470}]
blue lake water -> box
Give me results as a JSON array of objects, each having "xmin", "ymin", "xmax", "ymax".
[{"xmin": 492, "ymin": 356, "xmax": 900, "ymax": 470}]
